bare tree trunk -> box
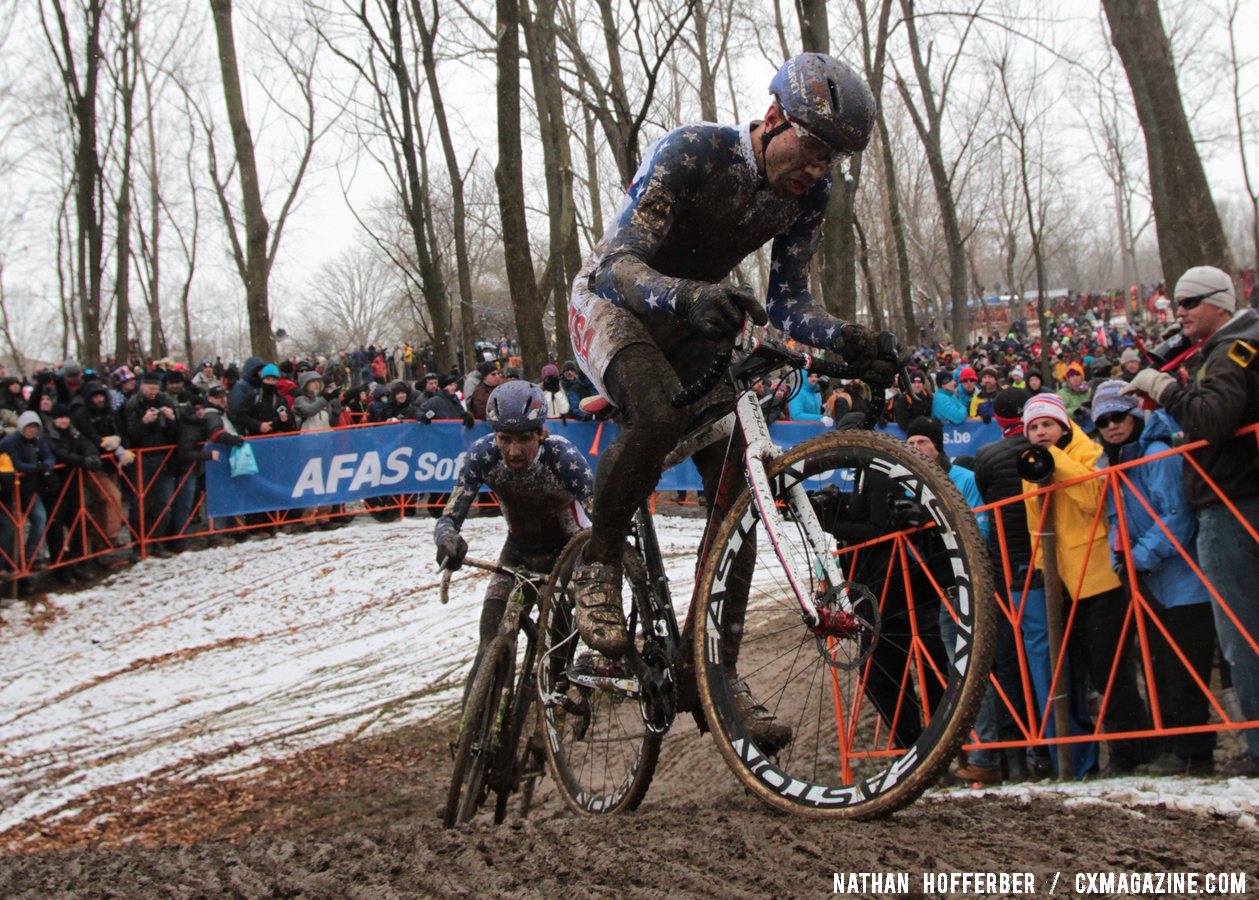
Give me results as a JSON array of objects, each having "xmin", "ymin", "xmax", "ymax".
[
  {"xmin": 857, "ymin": 0, "xmax": 917, "ymax": 344},
  {"xmin": 583, "ymin": 107, "xmax": 604, "ymax": 241},
  {"xmin": 113, "ymin": 0, "xmax": 138, "ymax": 363},
  {"xmin": 41, "ymin": 0, "xmax": 106, "ymax": 367},
  {"xmin": 896, "ymin": 0, "xmax": 974, "ymax": 348},
  {"xmin": 523, "ymin": 0, "xmax": 580, "ymax": 366},
  {"xmin": 496, "ymin": 0, "xmax": 548, "ymax": 370},
  {"xmin": 692, "ymin": 0, "xmax": 717, "ymax": 122},
  {"xmin": 209, "ymin": 0, "xmax": 275, "ymax": 361},
  {"xmin": 795, "ymin": 0, "xmax": 858, "ymax": 323},
  {"xmin": 1101, "ymin": 0, "xmax": 1233, "ymax": 286},
  {"xmin": 412, "ymin": 0, "xmax": 474, "ymax": 374}
]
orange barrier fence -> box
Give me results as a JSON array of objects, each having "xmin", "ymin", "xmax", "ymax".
[{"xmin": 3, "ymin": 419, "xmax": 1257, "ymax": 776}]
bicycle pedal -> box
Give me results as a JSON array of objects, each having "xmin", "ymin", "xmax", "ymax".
[{"xmin": 566, "ymin": 652, "xmax": 641, "ymax": 698}]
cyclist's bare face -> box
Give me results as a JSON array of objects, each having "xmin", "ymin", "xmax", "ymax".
[{"xmin": 495, "ymin": 428, "xmax": 545, "ymax": 471}]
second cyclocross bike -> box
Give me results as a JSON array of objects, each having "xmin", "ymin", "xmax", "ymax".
[
  {"xmin": 442, "ymin": 557, "xmax": 549, "ymax": 827},
  {"xmin": 534, "ymin": 336, "xmax": 996, "ymax": 819}
]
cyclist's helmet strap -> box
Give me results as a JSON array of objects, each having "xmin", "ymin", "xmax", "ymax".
[
  {"xmin": 485, "ymin": 380, "xmax": 546, "ymax": 433},
  {"xmin": 768, "ymin": 53, "xmax": 875, "ymax": 155}
]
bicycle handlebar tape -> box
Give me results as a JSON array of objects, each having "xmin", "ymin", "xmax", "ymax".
[{"xmin": 672, "ymin": 352, "xmax": 730, "ymax": 408}]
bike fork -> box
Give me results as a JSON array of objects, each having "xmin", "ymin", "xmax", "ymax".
[{"xmin": 735, "ymin": 392, "xmax": 849, "ymax": 627}]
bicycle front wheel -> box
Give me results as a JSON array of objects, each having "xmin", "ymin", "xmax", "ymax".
[
  {"xmin": 444, "ymin": 642, "xmax": 511, "ymax": 828},
  {"xmin": 694, "ymin": 429, "xmax": 995, "ymax": 818},
  {"xmin": 536, "ymin": 531, "xmax": 662, "ymax": 816}
]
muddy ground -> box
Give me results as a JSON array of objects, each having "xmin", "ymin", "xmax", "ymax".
[{"xmin": 1, "ymin": 710, "xmax": 1254, "ymax": 899}]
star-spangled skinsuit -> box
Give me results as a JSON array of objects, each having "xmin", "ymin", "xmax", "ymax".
[{"xmin": 435, "ymin": 433, "xmax": 593, "ymax": 655}]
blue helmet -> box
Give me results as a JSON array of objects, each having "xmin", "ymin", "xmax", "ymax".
[
  {"xmin": 485, "ymin": 380, "xmax": 545, "ymax": 433},
  {"xmin": 769, "ymin": 54, "xmax": 874, "ymax": 155}
]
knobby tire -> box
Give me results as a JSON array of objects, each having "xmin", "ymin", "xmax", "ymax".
[{"xmin": 694, "ymin": 429, "xmax": 995, "ymax": 818}]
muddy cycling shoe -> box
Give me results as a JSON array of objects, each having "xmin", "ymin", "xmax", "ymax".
[
  {"xmin": 571, "ymin": 560, "xmax": 630, "ymax": 658},
  {"xmin": 729, "ymin": 678, "xmax": 792, "ymax": 755}
]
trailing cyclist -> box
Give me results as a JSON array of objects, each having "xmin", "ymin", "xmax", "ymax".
[
  {"xmin": 433, "ymin": 380, "xmax": 594, "ymax": 684},
  {"xmin": 566, "ymin": 53, "xmax": 899, "ymax": 750}
]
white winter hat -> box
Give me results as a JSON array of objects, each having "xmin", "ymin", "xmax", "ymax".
[
  {"xmin": 1174, "ymin": 266, "xmax": 1235, "ymax": 313},
  {"xmin": 17, "ymin": 411, "xmax": 42, "ymax": 432}
]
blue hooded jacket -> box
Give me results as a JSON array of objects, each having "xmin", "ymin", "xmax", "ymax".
[
  {"xmin": 930, "ymin": 388, "xmax": 968, "ymax": 425},
  {"xmin": 788, "ymin": 376, "xmax": 823, "ymax": 421},
  {"xmin": 1104, "ymin": 409, "xmax": 1209, "ymax": 608}
]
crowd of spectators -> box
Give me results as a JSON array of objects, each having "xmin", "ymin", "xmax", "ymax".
[
  {"xmin": 0, "ymin": 343, "xmax": 602, "ymax": 597},
  {"xmin": 2, "ymin": 274, "xmax": 1256, "ymax": 782}
]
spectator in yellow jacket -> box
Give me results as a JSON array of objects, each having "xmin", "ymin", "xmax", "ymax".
[{"xmin": 1020, "ymin": 393, "xmax": 1151, "ymax": 775}]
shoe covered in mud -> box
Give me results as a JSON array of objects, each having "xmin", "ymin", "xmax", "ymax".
[
  {"xmin": 729, "ymin": 678, "xmax": 791, "ymax": 755},
  {"xmin": 571, "ymin": 559, "xmax": 629, "ymax": 658},
  {"xmin": 945, "ymin": 762, "xmax": 1002, "ymax": 786}
]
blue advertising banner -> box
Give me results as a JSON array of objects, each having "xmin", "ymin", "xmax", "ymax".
[{"xmin": 205, "ymin": 417, "xmax": 1004, "ymax": 517}]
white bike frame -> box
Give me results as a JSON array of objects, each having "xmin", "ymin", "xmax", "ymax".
[{"xmin": 661, "ymin": 386, "xmax": 852, "ymax": 628}]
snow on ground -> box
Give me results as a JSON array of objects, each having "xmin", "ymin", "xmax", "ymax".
[
  {"xmin": 0, "ymin": 516, "xmax": 705, "ymax": 832},
  {"xmin": 2, "ymin": 513, "xmax": 1257, "ymax": 833}
]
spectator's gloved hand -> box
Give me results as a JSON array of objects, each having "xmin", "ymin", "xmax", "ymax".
[
  {"xmin": 820, "ymin": 415, "xmax": 834, "ymax": 428},
  {"xmin": 84, "ymin": 457, "xmax": 103, "ymax": 472},
  {"xmin": 1121, "ymin": 368, "xmax": 1175, "ymax": 404},
  {"xmin": 887, "ymin": 496, "xmax": 928, "ymax": 532},
  {"xmin": 462, "ymin": 411, "xmax": 475, "ymax": 429},
  {"xmin": 100, "ymin": 435, "xmax": 122, "ymax": 452},
  {"xmin": 419, "ymin": 409, "xmax": 434, "ymax": 425},
  {"xmin": 436, "ymin": 532, "xmax": 468, "ymax": 571},
  {"xmin": 117, "ymin": 448, "xmax": 136, "ymax": 466},
  {"xmin": 678, "ymin": 284, "xmax": 768, "ymax": 341}
]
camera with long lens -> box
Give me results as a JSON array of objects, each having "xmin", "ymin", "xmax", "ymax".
[
  {"xmin": 1016, "ymin": 445, "xmax": 1055, "ymax": 484},
  {"xmin": 1146, "ymin": 326, "xmax": 1193, "ymax": 370}
]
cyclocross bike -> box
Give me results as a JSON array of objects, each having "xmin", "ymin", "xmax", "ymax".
[
  {"xmin": 442, "ymin": 557, "xmax": 549, "ymax": 828},
  {"xmin": 534, "ymin": 336, "xmax": 996, "ymax": 819}
]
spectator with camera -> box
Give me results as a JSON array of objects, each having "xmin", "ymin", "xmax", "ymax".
[
  {"xmin": 1124, "ymin": 265, "xmax": 1259, "ymax": 776},
  {"xmin": 123, "ymin": 373, "xmax": 180, "ymax": 558},
  {"xmin": 1020, "ymin": 393, "xmax": 1151, "ymax": 775},
  {"xmin": 893, "ymin": 370, "xmax": 932, "ymax": 431}
]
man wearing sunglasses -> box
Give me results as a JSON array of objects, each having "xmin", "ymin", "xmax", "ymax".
[{"xmin": 1124, "ymin": 265, "xmax": 1259, "ymax": 776}]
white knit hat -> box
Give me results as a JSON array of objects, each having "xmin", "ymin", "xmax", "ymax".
[
  {"xmin": 1022, "ymin": 394, "xmax": 1069, "ymax": 430},
  {"xmin": 1174, "ymin": 266, "xmax": 1235, "ymax": 313}
]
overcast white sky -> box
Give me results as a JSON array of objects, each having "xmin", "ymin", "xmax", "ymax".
[{"xmin": 0, "ymin": 0, "xmax": 1255, "ymax": 365}]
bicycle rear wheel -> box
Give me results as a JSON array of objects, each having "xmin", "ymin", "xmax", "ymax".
[
  {"xmin": 694, "ymin": 430, "xmax": 995, "ymax": 818},
  {"xmin": 536, "ymin": 531, "xmax": 663, "ymax": 815},
  {"xmin": 444, "ymin": 642, "xmax": 511, "ymax": 827}
]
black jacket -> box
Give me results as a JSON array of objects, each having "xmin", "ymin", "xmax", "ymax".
[
  {"xmin": 48, "ymin": 422, "xmax": 102, "ymax": 469},
  {"xmin": 72, "ymin": 396, "xmax": 122, "ymax": 447},
  {"xmin": 973, "ymin": 433, "xmax": 1034, "ymax": 570},
  {"xmin": 232, "ymin": 384, "xmax": 295, "ymax": 436},
  {"xmin": 123, "ymin": 391, "xmax": 180, "ymax": 450},
  {"xmin": 1161, "ymin": 309, "xmax": 1259, "ymax": 508},
  {"xmin": 893, "ymin": 390, "xmax": 932, "ymax": 432}
]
